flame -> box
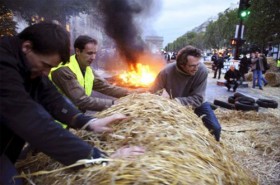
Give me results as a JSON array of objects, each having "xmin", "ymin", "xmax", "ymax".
[{"xmin": 119, "ymin": 63, "xmax": 156, "ymax": 87}]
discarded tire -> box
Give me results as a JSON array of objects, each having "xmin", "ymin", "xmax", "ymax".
[
  {"xmin": 233, "ymin": 92, "xmax": 251, "ymax": 99},
  {"xmin": 214, "ymin": 99, "xmax": 235, "ymax": 110},
  {"xmin": 256, "ymin": 99, "xmax": 278, "ymax": 108},
  {"xmin": 235, "ymin": 102, "xmax": 259, "ymax": 112},
  {"xmin": 228, "ymin": 96, "xmax": 235, "ymax": 104},
  {"xmin": 209, "ymin": 102, "xmax": 218, "ymax": 110},
  {"xmin": 235, "ymin": 96, "xmax": 255, "ymax": 105}
]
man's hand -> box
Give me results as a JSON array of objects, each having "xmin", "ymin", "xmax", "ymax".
[
  {"xmin": 161, "ymin": 88, "xmax": 170, "ymax": 99},
  {"xmin": 110, "ymin": 146, "xmax": 145, "ymax": 159},
  {"xmin": 87, "ymin": 113, "xmax": 128, "ymax": 133},
  {"xmin": 127, "ymin": 88, "xmax": 148, "ymax": 94}
]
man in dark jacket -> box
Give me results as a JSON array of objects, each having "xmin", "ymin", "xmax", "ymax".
[
  {"xmin": 239, "ymin": 54, "xmax": 250, "ymax": 82},
  {"xmin": 0, "ymin": 22, "xmax": 144, "ymax": 185},
  {"xmin": 224, "ymin": 65, "xmax": 241, "ymax": 92},
  {"xmin": 213, "ymin": 53, "xmax": 224, "ymax": 79}
]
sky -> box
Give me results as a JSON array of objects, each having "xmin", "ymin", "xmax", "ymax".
[{"xmin": 145, "ymin": 0, "xmax": 239, "ymax": 46}]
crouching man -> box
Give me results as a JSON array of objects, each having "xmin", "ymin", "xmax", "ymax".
[{"xmin": 224, "ymin": 65, "xmax": 241, "ymax": 92}]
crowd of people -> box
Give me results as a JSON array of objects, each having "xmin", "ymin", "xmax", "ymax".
[
  {"xmin": 1, "ymin": 21, "xmax": 276, "ymax": 185},
  {"xmin": 211, "ymin": 49, "xmax": 271, "ymax": 92},
  {"xmin": 0, "ymin": 22, "xmax": 222, "ymax": 185}
]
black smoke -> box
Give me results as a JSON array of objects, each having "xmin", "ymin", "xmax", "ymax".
[{"xmin": 98, "ymin": 0, "xmax": 156, "ymax": 64}]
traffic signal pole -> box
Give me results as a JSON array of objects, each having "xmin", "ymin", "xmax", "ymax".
[
  {"xmin": 233, "ymin": 0, "xmax": 250, "ymax": 60},
  {"xmin": 234, "ymin": 18, "xmax": 243, "ymax": 60}
]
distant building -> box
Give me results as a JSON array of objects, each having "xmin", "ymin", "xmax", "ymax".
[
  {"xmin": 145, "ymin": 36, "xmax": 163, "ymax": 53},
  {"xmin": 68, "ymin": 13, "xmax": 104, "ymax": 53}
]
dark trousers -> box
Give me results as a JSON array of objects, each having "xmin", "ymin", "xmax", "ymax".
[
  {"xmin": 1, "ymin": 123, "xmax": 25, "ymax": 185},
  {"xmin": 0, "ymin": 154, "xmax": 23, "ymax": 185},
  {"xmin": 194, "ymin": 102, "xmax": 221, "ymax": 141},
  {"xmin": 213, "ymin": 68, "xmax": 222, "ymax": 79},
  {"xmin": 225, "ymin": 80, "xmax": 239, "ymax": 91}
]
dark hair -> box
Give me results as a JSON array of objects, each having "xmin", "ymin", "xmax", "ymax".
[
  {"xmin": 74, "ymin": 35, "xmax": 98, "ymax": 52},
  {"xmin": 176, "ymin": 45, "xmax": 202, "ymax": 65},
  {"xmin": 18, "ymin": 22, "xmax": 70, "ymax": 64}
]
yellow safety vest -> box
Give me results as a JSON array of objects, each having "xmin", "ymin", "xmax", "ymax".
[
  {"xmin": 49, "ymin": 55, "xmax": 95, "ymax": 128},
  {"xmin": 277, "ymin": 59, "xmax": 280, "ymax": 68},
  {"xmin": 50, "ymin": 55, "xmax": 95, "ymax": 96}
]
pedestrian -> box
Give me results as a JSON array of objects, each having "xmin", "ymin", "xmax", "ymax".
[
  {"xmin": 224, "ymin": 65, "xmax": 241, "ymax": 92},
  {"xmin": 149, "ymin": 45, "xmax": 221, "ymax": 141},
  {"xmin": 50, "ymin": 35, "xmax": 137, "ymax": 113},
  {"xmin": 239, "ymin": 53, "xmax": 250, "ymax": 82},
  {"xmin": 213, "ymin": 53, "xmax": 224, "ymax": 79},
  {"xmin": 0, "ymin": 22, "xmax": 144, "ymax": 185},
  {"xmin": 260, "ymin": 53, "xmax": 269, "ymax": 86},
  {"xmin": 211, "ymin": 52, "xmax": 218, "ymax": 74},
  {"xmin": 250, "ymin": 50, "xmax": 268, "ymax": 90}
]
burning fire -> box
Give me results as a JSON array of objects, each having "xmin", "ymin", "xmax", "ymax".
[{"xmin": 119, "ymin": 63, "xmax": 156, "ymax": 87}]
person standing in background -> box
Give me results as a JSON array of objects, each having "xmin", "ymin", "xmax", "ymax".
[
  {"xmin": 250, "ymin": 50, "xmax": 268, "ymax": 90},
  {"xmin": 213, "ymin": 53, "xmax": 224, "ymax": 79}
]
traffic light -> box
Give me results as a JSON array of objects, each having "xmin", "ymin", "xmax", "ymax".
[
  {"xmin": 230, "ymin": 38, "xmax": 237, "ymax": 46},
  {"xmin": 230, "ymin": 38, "xmax": 246, "ymax": 46},
  {"xmin": 238, "ymin": 0, "xmax": 251, "ymax": 18}
]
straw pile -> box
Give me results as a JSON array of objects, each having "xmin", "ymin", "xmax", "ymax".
[
  {"xmin": 245, "ymin": 72, "xmax": 253, "ymax": 81},
  {"xmin": 267, "ymin": 57, "xmax": 278, "ymax": 72},
  {"xmin": 16, "ymin": 93, "xmax": 257, "ymax": 185},
  {"xmin": 215, "ymin": 108, "xmax": 280, "ymax": 185},
  {"xmin": 265, "ymin": 72, "xmax": 280, "ymax": 87}
]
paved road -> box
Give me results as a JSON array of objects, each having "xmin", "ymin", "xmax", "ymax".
[{"xmin": 206, "ymin": 70, "xmax": 280, "ymax": 111}]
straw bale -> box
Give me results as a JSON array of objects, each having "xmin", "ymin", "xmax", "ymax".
[
  {"xmin": 245, "ymin": 72, "xmax": 253, "ymax": 81},
  {"xmin": 267, "ymin": 57, "xmax": 278, "ymax": 72},
  {"xmin": 16, "ymin": 93, "xmax": 257, "ymax": 185},
  {"xmin": 215, "ymin": 109, "xmax": 280, "ymax": 185},
  {"xmin": 265, "ymin": 72, "xmax": 280, "ymax": 87}
]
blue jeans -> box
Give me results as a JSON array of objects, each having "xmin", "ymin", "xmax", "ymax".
[
  {"xmin": 253, "ymin": 70, "xmax": 266, "ymax": 88},
  {"xmin": 0, "ymin": 154, "xmax": 23, "ymax": 185},
  {"xmin": 194, "ymin": 102, "xmax": 221, "ymax": 141}
]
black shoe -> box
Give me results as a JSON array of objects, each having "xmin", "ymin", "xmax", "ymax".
[
  {"xmin": 264, "ymin": 82, "xmax": 268, "ymax": 86},
  {"xmin": 259, "ymin": 87, "xmax": 263, "ymax": 90},
  {"xmin": 233, "ymin": 88, "xmax": 236, "ymax": 92},
  {"xmin": 227, "ymin": 88, "xmax": 230, "ymax": 91},
  {"xmin": 213, "ymin": 77, "xmax": 216, "ymax": 79}
]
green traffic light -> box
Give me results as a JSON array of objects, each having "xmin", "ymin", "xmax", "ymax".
[{"xmin": 240, "ymin": 10, "xmax": 250, "ymax": 18}]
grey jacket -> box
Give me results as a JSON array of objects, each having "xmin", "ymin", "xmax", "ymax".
[
  {"xmin": 149, "ymin": 62, "xmax": 208, "ymax": 108},
  {"xmin": 251, "ymin": 57, "xmax": 265, "ymax": 71}
]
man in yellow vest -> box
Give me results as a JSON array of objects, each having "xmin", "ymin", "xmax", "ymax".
[
  {"xmin": 50, "ymin": 35, "xmax": 132, "ymax": 112},
  {"xmin": 277, "ymin": 57, "xmax": 280, "ymax": 71}
]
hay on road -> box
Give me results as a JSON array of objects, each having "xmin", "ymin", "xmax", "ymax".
[{"xmin": 16, "ymin": 93, "xmax": 257, "ymax": 185}]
